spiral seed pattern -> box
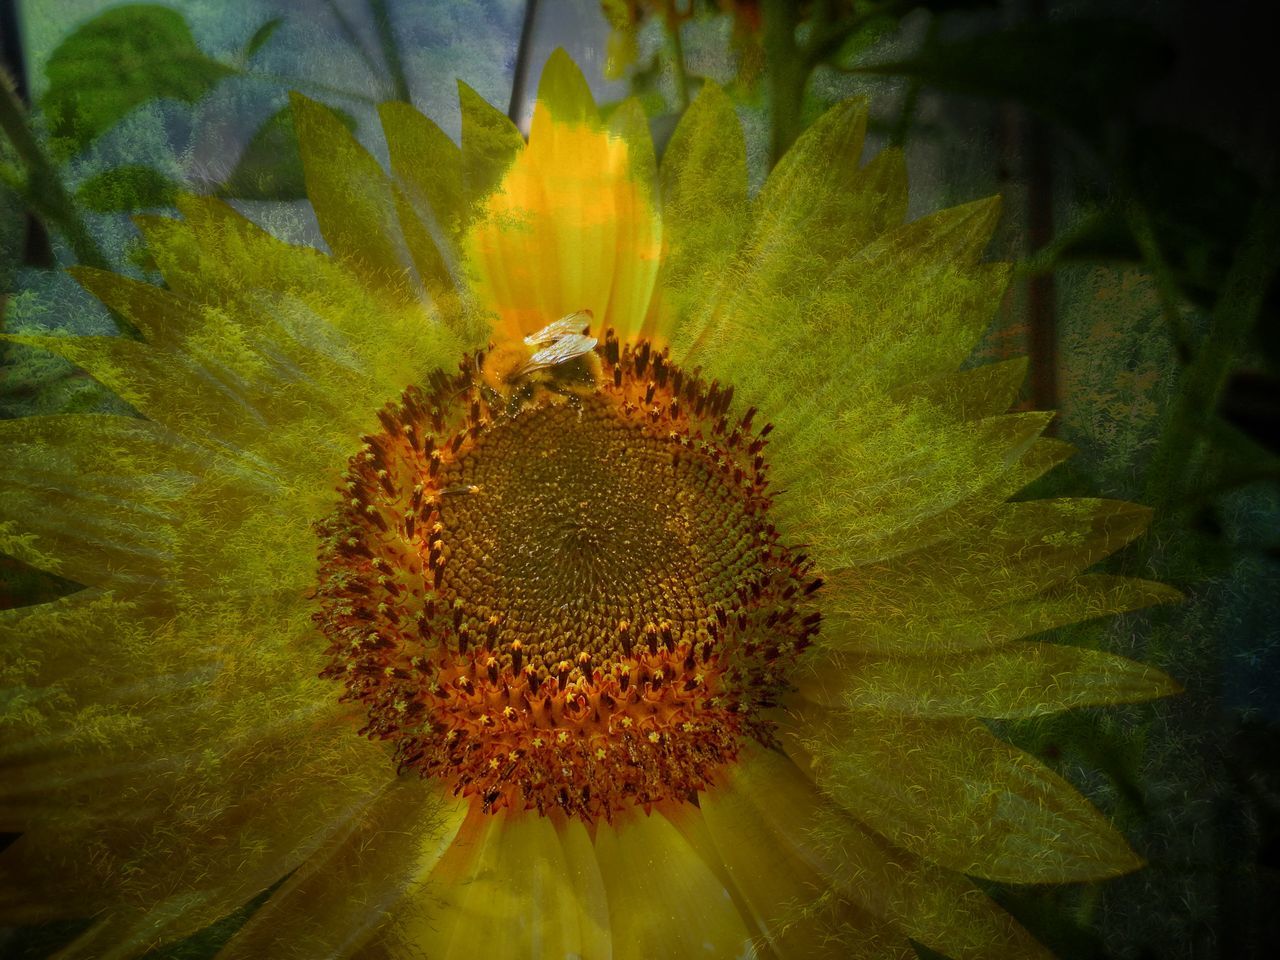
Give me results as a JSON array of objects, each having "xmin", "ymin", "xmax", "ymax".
[{"xmin": 315, "ymin": 332, "xmax": 822, "ymax": 821}]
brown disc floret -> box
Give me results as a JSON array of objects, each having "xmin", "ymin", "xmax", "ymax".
[{"xmin": 315, "ymin": 330, "xmax": 822, "ymax": 821}]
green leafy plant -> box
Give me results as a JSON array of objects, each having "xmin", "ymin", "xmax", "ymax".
[{"xmin": 43, "ymin": 4, "xmax": 236, "ymax": 160}]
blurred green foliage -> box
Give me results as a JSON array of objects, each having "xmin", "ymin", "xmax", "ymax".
[
  {"xmin": 75, "ymin": 163, "xmax": 179, "ymax": 211},
  {"xmin": 43, "ymin": 4, "xmax": 235, "ymax": 159}
]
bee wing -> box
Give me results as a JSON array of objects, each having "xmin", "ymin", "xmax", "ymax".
[
  {"xmin": 518, "ymin": 333, "xmax": 598, "ymax": 375},
  {"xmin": 524, "ymin": 310, "xmax": 594, "ymax": 347}
]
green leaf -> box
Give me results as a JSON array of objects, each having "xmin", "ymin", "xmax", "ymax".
[
  {"xmin": 242, "ymin": 17, "xmax": 284, "ymax": 61},
  {"xmin": 216, "ymin": 103, "xmax": 357, "ymax": 202},
  {"xmin": 75, "ymin": 164, "xmax": 181, "ymax": 212},
  {"xmin": 44, "ymin": 4, "xmax": 236, "ymax": 158},
  {"xmin": 853, "ymin": 18, "xmax": 1172, "ymax": 136}
]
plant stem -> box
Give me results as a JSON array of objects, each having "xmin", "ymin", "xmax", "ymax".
[
  {"xmin": 508, "ymin": 0, "xmax": 540, "ymax": 126},
  {"xmin": 805, "ymin": 0, "xmax": 908, "ymax": 65},
  {"xmin": 888, "ymin": 13, "xmax": 935, "ymax": 147},
  {"xmin": 762, "ymin": 0, "xmax": 806, "ymax": 166},
  {"xmin": 0, "ymin": 0, "xmax": 49, "ymax": 269},
  {"xmin": 0, "ymin": 0, "xmax": 29, "ymax": 104},
  {"xmin": 665, "ymin": 4, "xmax": 690, "ymax": 111},
  {"xmin": 0, "ymin": 69, "xmax": 139, "ymax": 338},
  {"xmin": 763, "ymin": 0, "xmax": 910, "ymax": 165},
  {"xmin": 1025, "ymin": 109, "xmax": 1058, "ymax": 422},
  {"xmin": 1020, "ymin": 0, "xmax": 1058, "ymax": 422},
  {"xmin": 369, "ymin": 0, "xmax": 411, "ymax": 103}
]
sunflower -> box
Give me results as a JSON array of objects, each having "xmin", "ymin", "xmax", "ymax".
[{"xmin": 0, "ymin": 51, "xmax": 1180, "ymax": 960}]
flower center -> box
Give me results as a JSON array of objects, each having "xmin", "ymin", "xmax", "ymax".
[{"xmin": 315, "ymin": 331, "xmax": 821, "ymax": 821}]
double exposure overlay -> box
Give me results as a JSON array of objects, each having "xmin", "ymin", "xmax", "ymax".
[{"xmin": 0, "ymin": 51, "xmax": 1183, "ymax": 959}]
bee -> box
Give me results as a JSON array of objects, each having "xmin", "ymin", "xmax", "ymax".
[{"xmin": 480, "ymin": 310, "xmax": 602, "ymax": 410}]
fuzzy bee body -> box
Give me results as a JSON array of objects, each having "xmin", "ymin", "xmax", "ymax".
[{"xmin": 481, "ymin": 311, "xmax": 602, "ymax": 410}]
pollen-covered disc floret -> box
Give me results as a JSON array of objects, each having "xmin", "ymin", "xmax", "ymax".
[{"xmin": 315, "ymin": 332, "xmax": 821, "ymax": 821}]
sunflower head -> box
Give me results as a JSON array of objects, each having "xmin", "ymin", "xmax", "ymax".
[
  {"xmin": 313, "ymin": 323, "xmax": 821, "ymax": 820},
  {"xmin": 0, "ymin": 48, "xmax": 1181, "ymax": 960}
]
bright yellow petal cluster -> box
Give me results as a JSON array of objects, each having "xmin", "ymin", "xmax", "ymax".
[
  {"xmin": 466, "ymin": 64, "xmax": 661, "ymax": 343},
  {"xmin": 0, "ymin": 50, "xmax": 1179, "ymax": 960}
]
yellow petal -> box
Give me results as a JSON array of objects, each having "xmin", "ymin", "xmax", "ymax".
[
  {"xmin": 594, "ymin": 809, "xmax": 754, "ymax": 960},
  {"xmin": 532, "ymin": 47, "xmax": 598, "ymax": 129},
  {"xmin": 12, "ymin": 726, "xmax": 392, "ymax": 959},
  {"xmin": 465, "ymin": 56, "xmax": 660, "ymax": 343},
  {"xmin": 778, "ymin": 424, "xmax": 1072, "ymax": 585},
  {"xmin": 138, "ymin": 197, "xmax": 462, "ymax": 405},
  {"xmin": 379, "ymin": 99, "xmax": 466, "ymax": 244},
  {"xmin": 888, "ymin": 357, "xmax": 1030, "ymax": 421},
  {"xmin": 655, "ymin": 82, "xmax": 748, "ymax": 345},
  {"xmin": 605, "ymin": 97, "xmax": 661, "ymax": 342},
  {"xmin": 292, "ymin": 92, "xmax": 415, "ymax": 298},
  {"xmin": 218, "ymin": 779, "xmax": 468, "ymax": 960},
  {"xmin": 55, "ymin": 207, "xmax": 461, "ymax": 490},
  {"xmin": 68, "ymin": 266, "xmax": 201, "ymax": 350},
  {"xmin": 752, "ymin": 97, "xmax": 877, "ymax": 252},
  {"xmin": 373, "ymin": 814, "xmax": 614, "ymax": 960},
  {"xmin": 682, "ymin": 196, "xmax": 1007, "ymax": 444},
  {"xmin": 390, "ymin": 181, "xmax": 453, "ymax": 301},
  {"xmin": 3, "ymin": 334, "xmax": 273, "ymax": 455},
  {"xmin": 1, "ymin": 588, "xmax": 123, "ymax": 689},
  {"xmin": 393, "ymin": 806, "xmax": 604, "ymax": 959},
  {"xmin": 795, "ymin": 709, "xmax": 1145, "ymax": 882},
  {"xmin": 798, "ymin": 640, "xmax": 1181, "ymax": 717},
  {"xmin": 893, "ymin": 194, "xmax": 1003, "ymax": 265},
  {"xmin": 776, "ymin": 408, "xmax": 1053, "ymax": 564},
  {"xmin": 554, "ymin": 818, "xmax": 613, "ymax": 959},
  {"xmin": 819, "ymin": 572, "xmax": 1178, "ymax": 659},
  {"xmin": 0, "ymin": 414, "xmax": 195, "ymax": 589},
  {"xmin": 379, "ymin": 102, "xmax": 469, "ymax": 316},
  {"xmin": 1004, "ymin": 436, "xmax": 1075, "ymax": 493},
  {"xmin": 4, "ymin": 335, "xmax": 348, "ymax": 525},
  {"xmin": 674, "ymin": 99, "xmax": 911, "ymax": 379},
  {"xmin": 809, "ymin": 203, "xmax": 1005, "ymax": 392},
  {"xmin": 825, "ymin": 498, "xmax": 1154, "ymax": 620},
  {"xmin": 780, "ymin": 257, "xmax": 1009, "ymax": 422},
  {"xmin": 2, "ymin": 582, "xmax": 397, "ymax": 954},
  {"xmin": 1, "ymin": 593, "xmax": 195, "ymax": 806},
  {"xmin": 725, "ymin": 742, "xmax": 1053, "ymax": 960},
  {"xmin": 697, "ymin": 764, "xmax": 913, "ymax": 959}
]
